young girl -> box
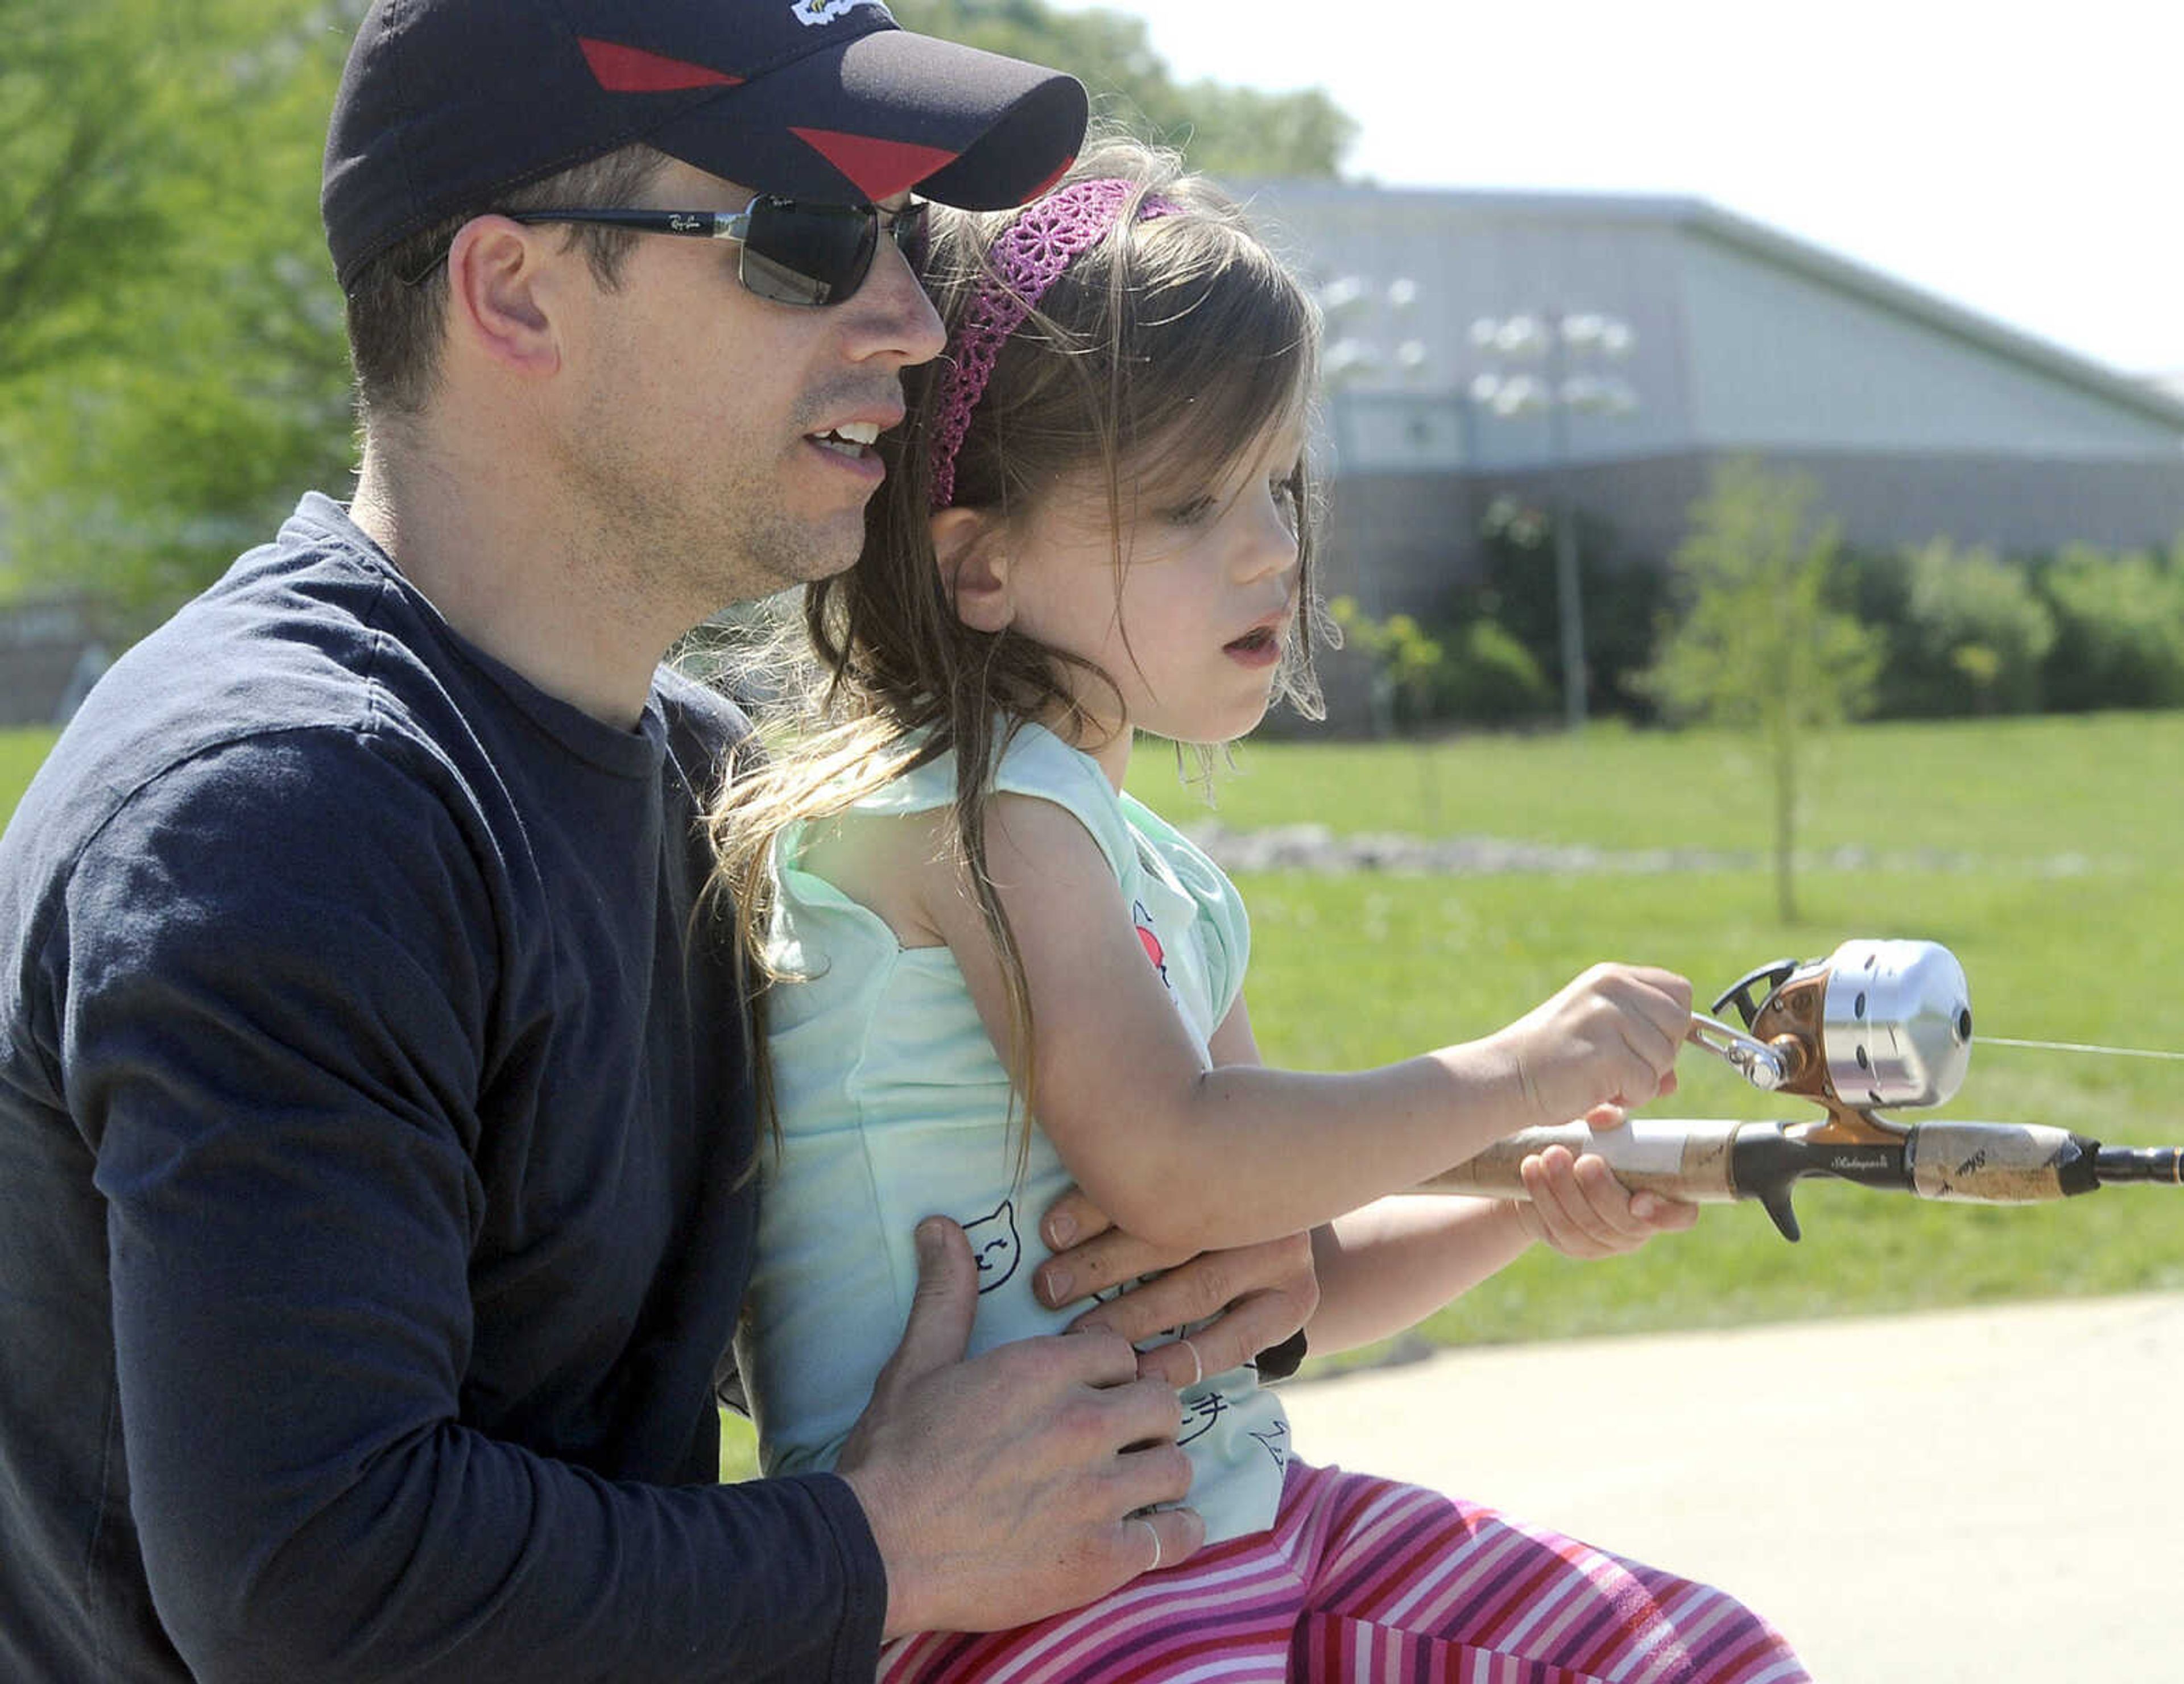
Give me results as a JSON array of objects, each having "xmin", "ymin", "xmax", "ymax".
[{"xmin": 714, "ymin": 141, "xmax": 1808, "ymax": 1682}]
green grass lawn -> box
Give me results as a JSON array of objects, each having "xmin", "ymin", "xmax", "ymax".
[
  {"xmin": 1, "ymin": 727, "xmax": 58, "ymax": 829},
  {"xmin": 1128, "ymin": 711, "xmax": 2184, "ymax": 864}
]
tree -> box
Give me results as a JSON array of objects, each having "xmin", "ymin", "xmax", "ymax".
[
  {"xmin": 1639, "ymin": 460, "xmax": 1880, "ymax": 922},
  {"xmin": 891, "ymin": 1, "xmax": 1355, "ymax": 179},
  {"xmin": 0, "ymin": 0, "xmax": 360, "ymax": 622}
]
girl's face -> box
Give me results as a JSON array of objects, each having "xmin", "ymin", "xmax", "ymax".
[{"xmin": 996, "ymin": 419, "xmax": 1305, "ymax": 785}]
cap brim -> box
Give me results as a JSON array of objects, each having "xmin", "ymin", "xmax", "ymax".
[{"xmin": 650, "ymin": 28, "xmax": 1086, "ymax": 210}]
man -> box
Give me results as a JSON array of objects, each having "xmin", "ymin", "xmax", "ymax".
[{"xmin": 0, "ymin": 3, "xmax": 1317, "ymax": 1678}]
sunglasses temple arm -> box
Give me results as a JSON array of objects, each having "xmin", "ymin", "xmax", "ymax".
[{"xmin": 674, "ymin": 211, "xmax": 749, "ymax": 242}]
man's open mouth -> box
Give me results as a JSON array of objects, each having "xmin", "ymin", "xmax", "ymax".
[{"xmin": 810, "ymin": 421, "xmax": 880, "ymax": 458}]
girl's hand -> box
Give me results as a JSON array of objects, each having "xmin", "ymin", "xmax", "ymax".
[
  {"xmin": 1511, "ymin": 1125, "xmax": 1701, "ymax": 1258},
  {"xmin": 1498, "ymin": 963, "xmax": 1693, "ymax": 1129}
]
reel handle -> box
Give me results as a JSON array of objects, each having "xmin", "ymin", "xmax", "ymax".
[{"xmin": 1686, "ymin": 1012, "xmax": 1790, "ymax": 1090}]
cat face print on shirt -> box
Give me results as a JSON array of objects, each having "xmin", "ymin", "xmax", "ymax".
[{"xmin": 961, "ymin": 1198, "xmax": 1021, "ymax": 1293}]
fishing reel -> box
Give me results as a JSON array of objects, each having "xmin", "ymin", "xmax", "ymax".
[
  {"xmin": 1688, "ymin": 938, "xmax": 1974, "ymax": 1140},
  {"xmin": 1425, "ymin": 937, "xmax": 2177, "ymax": 1242}
]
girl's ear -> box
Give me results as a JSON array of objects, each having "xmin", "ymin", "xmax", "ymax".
[{"xmin": 930, "ymin": 508, "xmax": 1014, "ymax": 634}]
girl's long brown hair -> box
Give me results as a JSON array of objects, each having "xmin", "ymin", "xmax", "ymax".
[{"xmin": 711, "ymin": 136, "xmax": 1327, "ymax": 1150}]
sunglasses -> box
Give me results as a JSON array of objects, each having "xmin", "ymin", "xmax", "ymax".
[{"xmin": 502, "ymin": 196, "xmax": 928, "ymax": 307}]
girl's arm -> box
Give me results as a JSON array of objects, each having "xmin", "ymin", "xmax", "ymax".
[
  {"xmin": 1209, "ymin": 995, "xmax": 1698, "ymax": 1355},
  {"xmin": 1304, "ymin": 1170, "xmax": 1699, "ymax": 1354},
  {"xmin": 915, "ymin": 792, "xmax": 1690, "ymax": 1255}
]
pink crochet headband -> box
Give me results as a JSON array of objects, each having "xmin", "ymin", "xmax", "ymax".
[{"xmin": 926, "ymin": 177, "xmax": 1179, "ymax": 510}]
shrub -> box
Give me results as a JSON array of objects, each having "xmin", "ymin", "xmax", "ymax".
[
  {"xmin": 1435, "ymin": 618, "xmax": 1553, "ymax": 724},
  {"xmin": 1877, "ymin": 540, "xmax": 2056, "ymax": 717},
  {"xmin": 1325, "ymin": 597, "xmax": 1552, "ymax": 730},
  {"xmin": 2036, "ymin": 544, "xmax": 2184, "ymax": 711}
]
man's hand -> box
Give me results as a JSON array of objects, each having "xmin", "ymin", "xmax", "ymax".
[
  {"xmin": 835, "ymin": 1218, "xmax": 1203, "ymax": 1639},
  {"xmin": 1031, "ymin": 1189, "xmax": 1319, "ymax": 1389}
]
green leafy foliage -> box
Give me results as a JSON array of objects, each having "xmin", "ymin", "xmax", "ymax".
[
  {"xmin": 1868, "ymin": 539, "xmax": 2057, "ymax": 717},
  {"xmin": 0, "ymin": 0, "xmax": 361, "ymax": 619},
  {"xmin": 2036, "ymin": 541, "xmax": 2184, "ymax": 711},
  {"xmin": 889, "ymin": 0, "xmax": 1354, "ymax": 179},
  {"xmin": 1440, "ymin": 618, "xmax": 1553, "ymax": 724},
  {"xmin": 1327, "ymin": 595, "xmax": 1552, "ymax": 730},
  {"xmin": 1641, "ymin": 461, "xmax": 1879, "ymax": 733}
]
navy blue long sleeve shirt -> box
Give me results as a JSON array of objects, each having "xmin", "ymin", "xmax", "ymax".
[{"xmin": 0, "ymin": 495, "xmax": 886, "ymax": 1680}]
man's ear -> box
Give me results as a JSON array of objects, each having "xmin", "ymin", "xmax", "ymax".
[
  {"xmin": 930, "ymin": 508, "xmax": 1013, "ymax": 633},
  {"xmin": 443, "ymin": 216, "xmax": 563, "ymax": 379}
]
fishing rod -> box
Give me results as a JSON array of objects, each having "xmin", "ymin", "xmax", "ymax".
[{"xmin": 1421, "ymin": 939, "xmax": 2184, "ymax": 1242}]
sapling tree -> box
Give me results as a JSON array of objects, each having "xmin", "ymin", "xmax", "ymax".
[{"xmin": 1640, "ymin": 459, "xmax": 1880, "ymax": 921}]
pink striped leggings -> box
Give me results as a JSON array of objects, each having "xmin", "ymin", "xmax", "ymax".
[{"xmin": 880, "ymin": 1459, "xmax": 1809, "ymax": 1683}]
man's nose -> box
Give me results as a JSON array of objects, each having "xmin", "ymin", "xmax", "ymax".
[{"xmin": 847, "ymin": 230, "xmax": 947, "ymax": 367}]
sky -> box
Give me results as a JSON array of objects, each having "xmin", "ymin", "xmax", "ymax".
[{"xmin": 1050, "ymin": 0, "xmax": 2184, "ymax": 380}]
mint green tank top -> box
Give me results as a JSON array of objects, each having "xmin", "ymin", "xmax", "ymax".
[{"xmin": 735, "ymin": 723, "xmax": 1290, "ymax": 1544}]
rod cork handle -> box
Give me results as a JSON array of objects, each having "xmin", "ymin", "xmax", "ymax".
[
  {"xmin": 1420, "ymin": 1119, "xmax": 1748, "ymax": 1202},
  {"xmin": 1901, "ymin": 1122, "xmax": 2101, "ymax": 1202}
]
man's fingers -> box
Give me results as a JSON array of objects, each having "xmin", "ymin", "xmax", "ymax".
[
  {"xmin": 1065, "ymin": 1230, "xmax": 1318, "ymax": 1379},
  {"xmin": 1066, "ymin": 1247, "xmax": 1233, "ymax": 1340},
  {"xmin": 1035, "ymin": 1223, "xmax": 1185, "ymax": 1310},
  {"xmin": 1115, "ymin": 1506, "xmax": 1205, "ymax": 1580},
  {"xmin": 1039, "ymin": 1185, "xmax": 1116, "ymax": 1254},
  {"xmin": 837, "ymin": 1326, "xmax": 1181, "ymax": 1636},
  {"xmin": 1129, "ymin": 1288, "xmax": 1287, "ymax": 1387},
  {"xmin": 1086, "ymin": 1373, "xmax": 1192, "ymax": 1455},
  {"xmin": 1110, "ymin": 1432, "xmax": 1194, "ymax": 1506},
  {"xmin": 1135, "ymin": 1330, "xmax": 1222, "ymax": 1389},
  {"xmin": 872, "ymin": 1218, "xmax": 978, "ymax": 1399}
]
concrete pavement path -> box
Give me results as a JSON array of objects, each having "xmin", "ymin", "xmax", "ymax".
[{"xmin": 1277, "ymin": 1292, "xmax": 2184, "ymax": 1682}]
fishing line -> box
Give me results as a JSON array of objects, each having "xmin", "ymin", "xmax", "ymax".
[{"xmin": 1982, "ymin": 1036, "xmax": 2184, "ymax": 1064}]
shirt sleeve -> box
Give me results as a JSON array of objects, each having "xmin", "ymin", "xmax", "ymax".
[
  {"xmin": 1119, "ymin": 795, "xmax": 1252, "ymax": 1026},
  {"xmin": 56, "ymin": 729, "xmax": 884, "ymax": 1683}
]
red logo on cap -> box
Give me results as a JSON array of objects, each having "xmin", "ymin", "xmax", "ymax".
[
  {"xmin": 578, "ymin": 38, "xmax": 743, "ymax": 93},
  {"xmin": 791, "ymin": 128, "xmax": 958, "ymax": 201}
]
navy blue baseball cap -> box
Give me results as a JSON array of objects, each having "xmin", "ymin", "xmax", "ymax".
[{"xmin": 322, "ymin": 0, "xmax": 1089, "ymax": 289}]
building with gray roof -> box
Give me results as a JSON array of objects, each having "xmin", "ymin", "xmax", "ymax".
[{"xmin": 1250, "ymin": 183, "xmax": 2184, "ymax": 626}]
